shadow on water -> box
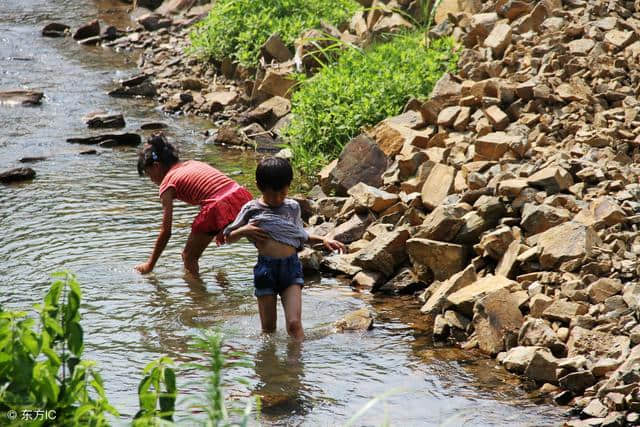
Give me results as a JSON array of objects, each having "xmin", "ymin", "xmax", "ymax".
[{"xmin": 0, "ymin": 0, "xmax": 568, "ymax": 425}]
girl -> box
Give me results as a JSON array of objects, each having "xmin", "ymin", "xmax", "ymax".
[{"xmin": 135, "ymin": 134, "xmax": 252, "ymax": 277}]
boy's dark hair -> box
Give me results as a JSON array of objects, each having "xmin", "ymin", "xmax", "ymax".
[
  {"xmin": 256, "ymin": 157, "xmax": 293, "ymax": 191},
  {"xmin": 137, "ymin": 133, "xmax": 180, "ymax": 176}
]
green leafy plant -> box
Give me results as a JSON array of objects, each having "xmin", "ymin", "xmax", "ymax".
[
  {"xmin": 0, "ymin": 271, "xmax": 118, "ymax": 426},
  {"xmin": 183, "ymin": 330, "xmax": 258, "ymax": 426},
  {"xmin": 284, "ymin": 33, "xmax": 458, "ymax": 175},
  {"xmin": 188, "ymin": 0, "xmax": 360, "ymax": 67},
  {"xmin": 134, "ymin": 357, "xmax": 177, "ymax": 425}
]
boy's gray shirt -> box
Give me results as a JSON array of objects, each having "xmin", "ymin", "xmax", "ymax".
[{"xmin": 223, "ymin": 198, "xmax": 309, "ymax": 250}]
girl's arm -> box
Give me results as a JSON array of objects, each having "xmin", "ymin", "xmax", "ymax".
[{"xmin": 136, "ymin": 189, "xmax": 174, "ymax": 274}]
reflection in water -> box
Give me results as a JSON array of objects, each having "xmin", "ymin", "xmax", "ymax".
[{"xmin": 254, "ymin": 338, "xmax": 308, "ymax": 419}]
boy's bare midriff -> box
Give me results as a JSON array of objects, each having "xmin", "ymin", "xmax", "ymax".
[{"xmin": 254, "ymin": 238, "xmax": 297, "ymax": 258}]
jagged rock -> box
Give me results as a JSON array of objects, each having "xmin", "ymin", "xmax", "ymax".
[
  {"xmin": 528, "ymin": 221, "xmax": 598, "ymax": 269},
  {"xmin": 483, "ymin": 105, "xmax": 509, "ymax": 131},
  {"xmin": 415, "ymin": 204, "xmax": 469, "ymax": 242},
  {"xmin": 420, "ymin": 163, "xmax": 455, "ymax": 210},
  {"xmin": 66, "ymin": 133, "xmax": 141, "ymax": 147},
  {"xmin": 447, "ymin": 274, "xmax": 519, "ymax": 316},
  {"xmin": 542, "ymin": 299, "xmax": 588, "ymax": 324},
  {"xmin": 322, "ymin": 253, "xmax": 362, "ymax": 276},
  {"xmin": 247, "ymin": 96, "xmax": 291, "ymax": 128},
  {"xmin": 42, "ymin": 22, "xmax": 70, "ymax": 37},
  {"xmin": 518, "ymin": 318, "xmax": 566, "ymax": 356},
  {"xmin": 496, "ymin": 239, "xmax": 520, "ymax": 278},
  {"xmin": 335, "ymin": 308, "xmax": 373, "ymax": 331},
  {"xmin": 347, "ymin": 183, "xmax": 398, "ymax": 213},
  {"xmin": 474, "ymin": 288, "xmax": 524, "ymax": 355},
  {"xmin": 376, "ymin": 267, "xmax": 426, "ymax": 295},
  {"xmin": 352, "ymin": 270, "xmax": 384, "ymax": 289},
  {"xmin": 476, "ymin": 226, "xmax": 515, "ymax": 260},
  {"xmin": 84, "ymin": 113, "xmax": 125, "ymax": 129},
  {"xmin": 299, "ymin": 248, "xmax": 322, "ymax": 271},
  {"xmin": 568, "ymin": 327, "xmax": 631, "ymax": 361},
  {"xmin": 483, "ymin": 22, "xmax": 512, "ymax": 57},
  {"xmin": 205, "ymin": 91, "xmax": 238, "ymax": 113},
  {"xmin": 588, "ymin": 278, "xmax": 624, "ymax": 304},
  {"xmin": 353, "ymin": 229, "xmax": 410, "ymax": 277},
  {"xmin": 524, "ymin": 347, "xmax": 558, "ymax": 383},
  {"xmin": 258, "ymin": 68, "xmax": 296, "ymax": 98},
  {"xmin": 137, "ymin": 13, "xmax": 172, "ymax": 31},
  {"xmin": 0, "ymin": 168, "xmax": 36, "ymax": 184},
  {"xmin": 520, "ymin": 203, "xmax": 571, "ymax": 236},
  {"xmin": 501, "ymin": 346, "xmax": 540, "ymax": 373},
  {"xmin": 583, "ymin": 398, "xmax": 609, "ymax": 418},
  {"xmin": 421, "ymin": 265, "xmax": 477, "ymax": 315},
  {"xmin": 559, "ymin": 370, "xmax": 596, "ymax": 394},
  {"xmin": 328, "ymin": 134, "xmax": 388, "ymax": 196},
  {"xmin": 73, "ymin": 20, "xmax": 100, "ymax": 40},
  {"xmin": 475, "ymin": 132, "xmax": 516, "ymax": 160},
  {"xmin": 529, "ymin": 294, "xmax": 554, "ymax": 318},
  {"xmin": 527, "ymin": 166, "xmax": 573, "ymax": 194},
  {"xmin": 330, "ymin": 212, "xmax": 375, "ymax": 245},
  {"xmin": 261, "ymin": 33, "xmax": 293, "ymax": 63},
  {"xmin": 407, "ymin": 238, "xmax": 468, "ymax": 282},
  {"xmin": 0, "ymin": 90, "xmax": 44, "ymax": 105}
]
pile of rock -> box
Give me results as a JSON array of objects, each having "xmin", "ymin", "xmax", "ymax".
[{"xmin": 298, "ymin": 0, "xmax": 640, "ymax": 424}]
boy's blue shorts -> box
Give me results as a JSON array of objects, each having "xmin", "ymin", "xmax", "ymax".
[{"xmin": 253, "ymin": 253, "xmax": 304, "ymax": 297}]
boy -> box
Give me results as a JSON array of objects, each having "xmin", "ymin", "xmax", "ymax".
[{"xmin": 223, "ymin": 157, "xmax": 345, "ymax": 340}]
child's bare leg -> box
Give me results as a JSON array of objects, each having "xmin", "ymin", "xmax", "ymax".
[
  {"xmin": 281, "ymin": 285, "xmax": 303, "ymax": 341},
  {"xmin": 257, "ymin": 295, "xmax": 277, "ymax": 333},
  {"xmin": 182, "ymin": 231, "xmax": 214, "ymax": 277}
]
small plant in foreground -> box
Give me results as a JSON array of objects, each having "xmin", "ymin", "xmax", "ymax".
[
  {"xmin": 0, "ymin": 271, "xmax": 118, "ymax": 426},
  {"xmin": 182, "ymin": 330, "xmax": 258, "ymax": 427},
  {"xmin": 284, "ymin": 33, "xmax": 458, "ymax": 176},
  {"xmin": 188, "ymin": 0, "xmax": 360, "ymax": 67},
  {"xmin": 134, "ymin": 356, "xmax": 177, "ymax": 425}
]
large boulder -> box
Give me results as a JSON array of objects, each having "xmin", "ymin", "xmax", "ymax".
[
  {"xmin": 447, "ymin": 275, "xmax": 519, "ymax": 316},
  {"xmin": 328, "ymin": 134, "xmax": 388, "ymax": 196},
  {"xmin": 420, "ymin": 163, "xmax": 455, "ymax": 210},
  {"xmin": 406, "ymin": 238, "xmax": 468, "ymax": 282},
  {"xmin": 353, "ymin": 229, "xmax": 410, "ymax": 277},
  {"xmin": 527, "ymin": 221, "xmax": 598, "ymax": 269},
  {"xmin": 347, "ymin": 183, "xmax": 398, "ymax": 213},
  {"xmin": 0, "ymin": 168, "xmax": 36, "ymax": 184},
  {"xmin": 421, "ymin": 265, "xmax": 476, "ymax": 315},
  {"xmin": 474, "ymin": 288, "xmax": 524, "ymax": 355},
  {"xmin": 567, "ymin": 327, "xmax": 631, "ymax": 361}
]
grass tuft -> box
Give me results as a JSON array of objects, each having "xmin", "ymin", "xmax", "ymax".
[
  {"xmin": 284, "ymin": 33, "xmax": 459, "ymax": 176},
  {"xmin": 189, "ymin": 0, "xmax": 360, "ymax": 67}
]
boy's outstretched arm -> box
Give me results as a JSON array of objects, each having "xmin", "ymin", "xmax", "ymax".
[
  {"xmin": 307, "ymin": 234, "xmax": 346, "ymax": 254},
  {"xmin": 136, "ymin": 189, "xmax": 174, "ymax": 274}
]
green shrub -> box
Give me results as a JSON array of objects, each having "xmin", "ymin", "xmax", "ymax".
[
  {"xmin": 189, "ymin": 0, "xmax": 360, "ymax": 67},
  {"xmin": 284, "ymin": 33, "xmax": 458, "ymax": 175},
  {"xmin": 0, "ymin": 272, "xmax": 118, "ymax": 426}
]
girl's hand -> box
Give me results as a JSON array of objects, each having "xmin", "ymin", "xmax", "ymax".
[
  {"xmin": 323, "ymin": 238, "xmax": 346, "ymax": 254},
  {"xmin": 135, "ymin": 262, "xmax": 153, "ymax": 274},
  {"xmin": 239, "ymin": 222, "xmax": 269, "ymax": 243},
  {"xmin": 215, "ymin": 232, "xmax": 226, "ymax": 246}
]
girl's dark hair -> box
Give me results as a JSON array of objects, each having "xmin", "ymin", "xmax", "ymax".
[
  {"xmin": 137, "ymin": 133, "xmax": 180, "ymax": 176},
  {"xmin": 256, "ymin": 157, "xmax": 293, "ymax": 191}
]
